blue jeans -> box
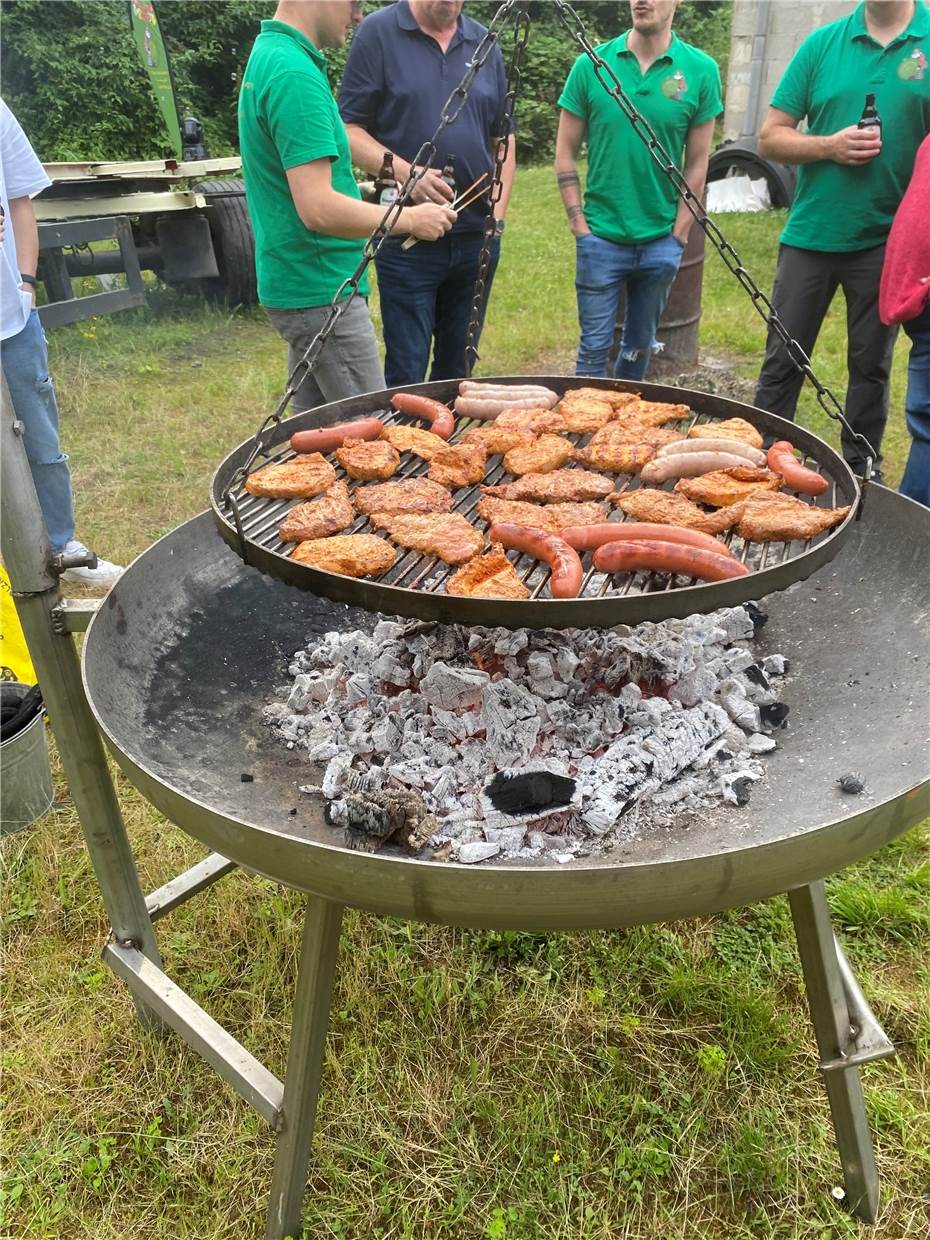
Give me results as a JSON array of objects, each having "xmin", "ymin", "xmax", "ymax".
[
  {"xmin": 899, "ymin": 302, "xmax": 930, "ymax": 508},
  {"xmin": 1, "ymin": 310, "xmax": 75, "ymax": 551},
  {"xmin": 574, "ymin": 231, "xmax": 684, "ymax": 381},
  {"xmin": 374, "ymin": 232, "xmax": 501, "ymax": 387}
]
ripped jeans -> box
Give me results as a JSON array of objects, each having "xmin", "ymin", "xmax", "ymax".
[{"xmin": 574, "ymin": 231, "xmax": 684, "ymax": 381}]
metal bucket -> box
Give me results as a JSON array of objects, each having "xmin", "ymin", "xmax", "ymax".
[
  {"xmin": 1, "ymin": 684, "xmax": 53, "ymax": 835},
  {"xmin": 613, "ymin": 223, "xmax": 707, "ymax": 370}
]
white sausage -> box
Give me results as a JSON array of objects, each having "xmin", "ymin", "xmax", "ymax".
[
  {"xmin": 454, "ymin": 394, "xmax": 558, "ymax": 419},
  {"xmin": 656, "ymin": 438, "xmax": 766, "ymax": 467},
  {"xmin": 640, "ymin": 451, "xmax": 754, "ymax": 484}
]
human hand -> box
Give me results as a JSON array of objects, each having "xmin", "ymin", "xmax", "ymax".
[
  {"xmin": 570, "ymin": 218, "xmax": 592, "ymax": 238},
  {"xmin": 410, "ymin": 168, "xmax": 456, "ymax": 205},
  {"xmin": 407, "ymin": 202, "xmax": 457, "ymax": 241},
  {"xmin": 828, "ymin": 124, "xmax": 881, "ymax": 166},
  {"xmin": 19, "ymin": 281, "xmax": 36, "ymax": 306}
]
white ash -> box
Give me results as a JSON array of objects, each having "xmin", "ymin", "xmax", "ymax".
[{"xmin": 266, "ymin": 606, "xmax": 789, "ymax": 864}]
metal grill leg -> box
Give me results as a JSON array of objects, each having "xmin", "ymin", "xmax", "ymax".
[
  {"xmin": 265, "ymin": 898, "xmax": 343, "ymax": 1240},
  {"xmin": 788, "ymin": 881, "xmax": 880, "ymax": 1223}
]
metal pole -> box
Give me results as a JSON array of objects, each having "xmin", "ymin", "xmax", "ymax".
[
  {"xmin": 788, "ymin": 882, "xmax": 880, "ymax": 1223},
  {"xmin": 265, "ymin": 898, "xmax": 343, "ymax": 1240},
  {"xmin": 0, "ymin": 376, "xmax": 163, "ymax": 995}
]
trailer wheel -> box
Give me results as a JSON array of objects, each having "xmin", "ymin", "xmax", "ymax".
[{"xmin": 190, "ymin": 179, "xmax": 257, "ymax": 307}]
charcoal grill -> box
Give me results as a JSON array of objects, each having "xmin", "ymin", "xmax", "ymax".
[{"xmin": 211, "ymin": 377, "xmax": 860, "ymax": 629}]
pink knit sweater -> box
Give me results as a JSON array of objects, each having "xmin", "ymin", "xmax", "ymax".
[{"xmin": 879, "ymin": 133, "xmax": 930, "ymax": 327}]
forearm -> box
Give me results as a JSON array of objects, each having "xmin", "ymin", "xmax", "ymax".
[
  {"xmin": 673, "ymin": 156, "xmax": 710, "ymax": 240},
  {"xmin": 8, "ymin": 196, "xmax": 39, "ymax": 276},
  {"xmin": 493, "ymin": 139, "xmax": 517, "ymax": 220},
  {"xmin": 298, "ymin": 185, "xmax": 412, "ymax": 238},
  {"xmin": 554, "ymin": 154, "xmax": 586, "ymax": 231},
  {"xmin": 758, "ymin": 125, "xmax": 834, "ymax": 165},
  {"xmin": 345, "ymin": 124, "xmax": 413, "ymax": 182}
]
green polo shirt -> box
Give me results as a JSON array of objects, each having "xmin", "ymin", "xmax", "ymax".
[
  {"xmin": 558, "ymin": 33, "xmax": 722, "ymax": 246},
  {"xmin": 773, "ymin": 1, "xmax": 930, "ymax": 253},
  {"xmin": 238, "ymin": 20, "xmax": 368, "ymax": 308}
]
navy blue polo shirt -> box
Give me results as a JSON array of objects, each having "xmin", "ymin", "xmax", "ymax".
[{"xmin": 338, "ymin": 0, "xmax": 510, "ymax": 233}]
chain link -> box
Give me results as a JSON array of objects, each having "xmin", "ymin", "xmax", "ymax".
[
  {"xmin": 224, "ymin": 0, "xmax": 521, "ymax": 502},
  {"xmin": 463, "ymin": 5, "xmax": 531, "ymax": 375},
  {"xmin": 552, "ymin": 0, "xmax": 875, "ymax": 483}
]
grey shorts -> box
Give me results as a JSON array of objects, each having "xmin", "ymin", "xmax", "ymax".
[{"xmin": 264, "ymin": 296, "xmax": 384, "ymax": 414}]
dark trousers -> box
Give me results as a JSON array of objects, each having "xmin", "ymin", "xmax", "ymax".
[
  {"xmin": 754, "ymin": 244, "xmax": 897, "ymax": 470},
  {"xmin": 374, "ymin": 232, "xmax": 501, "ymax": 387}
]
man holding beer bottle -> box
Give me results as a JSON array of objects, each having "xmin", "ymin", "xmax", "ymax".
[
  {"xmin": 339, "ymin": 1, "xmax": 515, "ymax": 386},
  {"xmin": 755, "ymin": 0, "xmax": 930, "ymax": 478}
]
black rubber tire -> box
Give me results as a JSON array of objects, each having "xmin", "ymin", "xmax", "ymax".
[
  {"xmin": 707, "ymin": 140, "xmax": 797, "ymax": 210},
  {"xmin": 190, "ymin": 178, "xmax": 257, "ymax": 307}
]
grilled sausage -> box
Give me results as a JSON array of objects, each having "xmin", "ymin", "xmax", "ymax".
[
  {"xmin": 656, "ymin": 438, "xmax": 766, "ymax": 467},
  {"xmin": 459, "ymin": 381, "xmax": 559, "ymax": 402},
  {"xmin": 766, "ymin": 440, "xmax": 829, "ymax": 496},
  {"xmin": 390, "ymin": 392, "xmax": 455, "ymax": 440},
  {"xmin": 488, "ymin": 522, "xmax": 584, "ymax": 599},
  {"xmin": 560, "ymin": 522, "xmax": 736, "ymax": 557},
  {"xmin": 592, "ymin": 539, "xmax": 750, "ymax": 581},
  {"xmin": 640, "ymin": 451, "xmax": 754, "ymax": 484},
  {"xmin": 289, "ymin": 417, "xmax": 383, "ymax": 455},
  {"xmin": 454, "ymin": 394, "xmax": 558, "ymax": 419}
]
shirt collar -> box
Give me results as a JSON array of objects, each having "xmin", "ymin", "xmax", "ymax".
[
  {"xmin": 259, "ymin": 19, "xmax": 326, "ymax": 68},
  {"xmin": 614, "ymin": 30, "xmax": 677, "ymax": 64},
  {"xmin": 850, "ymin": 1, "xmax": 929, "ymax": 44}
]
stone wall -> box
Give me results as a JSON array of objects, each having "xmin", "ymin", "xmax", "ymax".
[{"xmin": 724, "ymin": 0, "xmax": 856, "ymax": 140}]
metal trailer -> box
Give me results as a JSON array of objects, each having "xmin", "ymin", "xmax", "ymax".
[{"xmin": 33, "ymin": 155, "xmax": 256, "ymax": 328}]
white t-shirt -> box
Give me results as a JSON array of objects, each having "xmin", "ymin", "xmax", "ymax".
[{"xmin": 1, "ymin": 98, "xmax": 51, "ymax": 342}]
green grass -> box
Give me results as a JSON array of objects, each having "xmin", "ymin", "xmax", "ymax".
[{"xmin": 1, "ymin": 165, "xmax": 927, "ymax": 1239}]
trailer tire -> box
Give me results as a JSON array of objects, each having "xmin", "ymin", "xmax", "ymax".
[{"xmin": 190, "ymin": 179, "xmax": 257, "ymax": 307}]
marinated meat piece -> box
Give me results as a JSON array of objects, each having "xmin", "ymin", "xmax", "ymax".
[
  {"xmin": 446, "ymin": 545, "xmax": 530, "ymax": 599},
  {"xmin": 428, "ymin": 441, "xmax": 487, "ymax": 489},
  {"xmin": 611, "ymin": 488, "xmax": 742, "ymax": 534},
  {"xmin": 675, "ymin": 467, "xmax": 783, "ymax": 507},
  {"xmin": 380, "ymin": 424, "xmax": 446, "ymax": 460},
  {"xmin": 368, "ymin": 511, "xmax": 484, "ymax": 565},
  {"xmin": 461, "ymin": 425, "xmax": 537, "ymax": 455},
  {"xmin": 734, "ymin": 491, "xmax": 852, "ymax": 542},
  {"xmin": 481, "ymin": 468, "xmax": 613, "ymax": 503},
  {"xmin": 561, "ymin": 386, "xmax": 640, "ymax": 410},
  {"xmin": 623, "ymin": 399, "xmax": 691, "ymax": 427},
  {"xmin": 244, "ymin": 453, "xmax": 336, "ymax": 499},
  {"xmin": 354, "ymin": 477, "xmax": 453, "ymax": 516},
  {"xmin": 557, "ymin": 395, "xmax": 616, "ymax": 434},
  {"xmin": 495, "ymin": 407, "xmax": 568, "ymax": 434},
  {"xmin": 503, "ymin": 434, "xmax": 575, "ymax": 476},
  {"xmin": 478, "ymin": 497, "xmax": 607, "ymax": 530},
  {"xmin": 290, "ymin": 533, "xmax": 396, "ymax": 577},
  {"xmin": 589, "ymin": 419, "xmax": 681, "ymax": 449},
  {"xmin": 688, "ymin": 417, "xmax": 764, "ymax": 449},
  {"xmin": 335, "ymin": 439, "xmax": 400, "ymax": 481},
  {"xmin": 577, "ymin": 441, "xmax": 656, "ymax": 474},
  {"xmin": 278, "ymin": 481, "xmax": 355, "ymax": 543}
]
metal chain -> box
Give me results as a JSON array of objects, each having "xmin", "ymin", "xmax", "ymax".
[
  {"xmin": 223, "ymin": 0, "xmax": 520, "ymax": 504},
  {"xmin": 463, "ymin": 5, "xmax": 531, "ymax": 375},
  {"xmin": 552, "ymin": 0, "xmax": 876, "ymax": 482}
]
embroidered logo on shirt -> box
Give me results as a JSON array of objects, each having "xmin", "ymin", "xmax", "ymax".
[
  {"xmin": 660, "ymin": 70, "xmax": 688, "ymax": 101},
  {"xmin": 897, "ymin": 48, "xmax": 927, "ymax": 80}
]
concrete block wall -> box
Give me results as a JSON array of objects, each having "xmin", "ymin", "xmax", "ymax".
[{"xmin": 724, "ymin": 0, "xmax": 856, "ymax": 140}]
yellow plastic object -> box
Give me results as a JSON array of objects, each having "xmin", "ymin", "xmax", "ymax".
[{"xmin": 0, "ymin": 563, "xmax": 36, "ymax": 684}]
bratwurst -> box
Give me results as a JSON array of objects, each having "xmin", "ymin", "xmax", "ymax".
[
  {"xmin": 592, "ymin": 539, "xmax": 750, "ymax": 582},
  {"xmin": 488, "ymin": 522, "xmax": 584, "ymax": 598}
]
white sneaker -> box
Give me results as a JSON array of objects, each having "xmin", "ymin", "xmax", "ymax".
[{"xmin": 59, "ymin": 540, "xmax": 124, "ymax": 587}]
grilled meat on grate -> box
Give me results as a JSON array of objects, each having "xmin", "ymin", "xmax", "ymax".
[
  {"xmin": 446, "ymin": 544, "xmax": 530, "ymax": 599},
  {"xmin": 244, "ymin": 453, "xmax": 336, "ymax": 499},
  {"xmin": 495, "ymin": 407, "xmax": 568, "ymax": 434},
  {"xmin": 481, "ymin": 468, "xmax": 614, "ymax": 503},
  {"xmin": 335, "ymin": 439, "xmax": 400, "ymax": 481},
  {"xmin": 688, "ymin": 417, "xmax": 764, "ymax": 449},
  {"xmin": 278, "ymin": 481, "xmax": 355, "ymax": 543},
  {"xmin": 368, "ymin": 511, "xmax": 484, "ymax": 564},
  {"xmin": 460, "ymin": 425, "xmax": 538, "ymax": 456},
  {"xmin": 675, "ymin": 467, "xmax": 783, "ymax": 507},
  {"xmin": 503, "ymin": 434, "xmax": 576, "ymax": 476},
  {"xmin": 354, "ymin": 477, "xmax": 453, "ymax": 516},
  {"xmin": 477, "ymin": 497, "xmax": 608, "ymax": 530},
  {"xmin": 577, "ymin": 441, "xmax": 657, "ymax": 474},
  {"xmin": 380, "ymin": 424, "xmax": 447, "ymax": 460},
  {"xmin": 611, "ymin": 488, "xmax": 742, "ymax": 534},
  {"xmin": 428, "ymin": 441, "xmax": 488, "ymax": 489},
  {"xmin": 733, "ymin": 491, "xmax": 852, "ymax": 542},
  {"xmin": 290, "ymin": 533, "xmax": 396, "ymax": 577}
]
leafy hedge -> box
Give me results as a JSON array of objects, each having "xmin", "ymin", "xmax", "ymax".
[{"xmin": 0, "ymin": 0, "xmax": 731, "ymax": 165}]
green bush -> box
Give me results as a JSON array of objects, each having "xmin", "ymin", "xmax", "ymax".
[{"xmin": 0, "ymin": 0, "xmax": 731, "ymax": 165}]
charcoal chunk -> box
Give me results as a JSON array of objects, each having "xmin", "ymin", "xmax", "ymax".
[
  {"xmin": 486, "ymin": 770, "xmax": 576, "ymax": 815},
  {"xmin": 760, "ymin": 702, "xmax": 790, "ymax": 728},
  {"xmin": 837, "ymin": 772, "xmax": 867, "ymax": 795},
  {"xmin": 743, "ymin": 601, "xmax": 768, "ymax": 631}
]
